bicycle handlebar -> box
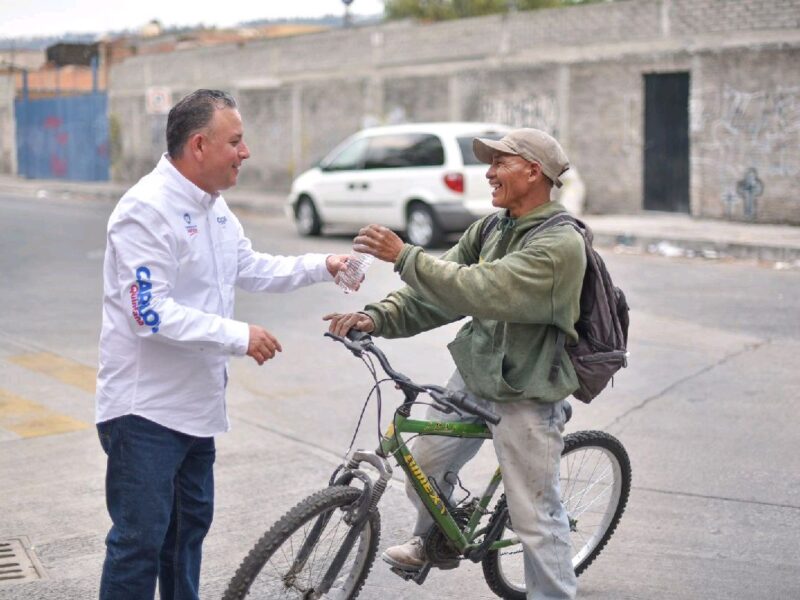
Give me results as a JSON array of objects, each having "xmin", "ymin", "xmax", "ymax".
[
  {"xmin": 324, "ymin": 330, "xmax": 501, "ymax": 425},
  {"xmin": 430, "ymin": 388, "xmax": 502, "ymax": 426}
]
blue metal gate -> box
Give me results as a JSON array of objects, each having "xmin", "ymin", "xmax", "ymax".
[{"xmin": 15, "ymin": 90, "xmax": 109, "ymax": 181}]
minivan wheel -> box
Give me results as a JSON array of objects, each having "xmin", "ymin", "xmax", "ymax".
[
  {"xmin": 295, "ymin": 196, "xmax": 322, "ymax": 236},
  {"xmin": 406, "ymin": 204, "xmax": 443, "ymax": 248}
]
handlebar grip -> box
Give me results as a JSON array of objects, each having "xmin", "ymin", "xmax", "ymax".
[
  {"xmin": 346, "ymin": 329, "xmax": 372, "ymax": 344},
  {"xmin": 457, "ymin": 395, "xmax": 501, "ymax": 425},
  {"xmin": 434, "ymin": 389, "xmax": 501, "ymax": 425}
]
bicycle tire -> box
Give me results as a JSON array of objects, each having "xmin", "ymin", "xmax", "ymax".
[
  {"xmin": 223, "ymin": 485, "xmax": 380, "ymax": 600},
  {"xmin": 482, "ymin": 430, "xmax": 631, "ymax": 599}
]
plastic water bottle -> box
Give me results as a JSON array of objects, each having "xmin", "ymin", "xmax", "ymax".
[{"xmin": 337, "ymin": 251, "xmax": 373, "ymax": 293}]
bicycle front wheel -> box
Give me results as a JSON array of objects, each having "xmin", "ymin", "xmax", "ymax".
[
  {"xmin": 482, "ymin": 430, "xmax": 631, "ymax": 599},
  {"xmin": 223, "ymin": 485, "xmax": 380, "ymax": 600}
]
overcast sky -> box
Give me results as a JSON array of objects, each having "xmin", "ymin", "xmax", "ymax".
[{"xmin": 0, "ymin": 0, "xmax": 385, "ymax": 39}]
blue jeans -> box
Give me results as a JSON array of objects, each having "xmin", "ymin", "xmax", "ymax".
[{"xmin": 97, "ymin": 414, "xmax": 215, "ymax": 600}]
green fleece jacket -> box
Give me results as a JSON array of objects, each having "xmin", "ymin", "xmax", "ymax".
[{"xmin": 363, "ymin": 201, "xmax": 586, "ymax": 403}]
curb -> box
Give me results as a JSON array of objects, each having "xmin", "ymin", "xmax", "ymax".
[{"xmin": 591, "ymin": 232, "xmax": 800, "ymax": 264}]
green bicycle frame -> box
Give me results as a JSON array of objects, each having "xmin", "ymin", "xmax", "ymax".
[{"xmin": 378, "ymin": 412, "xmax": 519, "ymax": 554}]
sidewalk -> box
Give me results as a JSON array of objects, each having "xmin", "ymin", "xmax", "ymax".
[{"xmin": 2, "ymin": 174, "xmax": 799, "ymax": 264}]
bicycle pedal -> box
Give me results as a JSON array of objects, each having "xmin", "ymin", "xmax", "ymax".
[
  {"xmin": 388, "ymin": 566, "xmax": 418, "ymax": 581},
  {"xmin": 388, "ymin": 563, "xmax": 431, "ymax": 585},
  {"xmin": 432, "ymin": 559, "xmax": 460, "ymax": 571}
]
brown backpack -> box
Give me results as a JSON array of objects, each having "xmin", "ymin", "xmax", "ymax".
[{"xmin": 480, "ymin": 212, "xmax": 630, "ymax": 402}]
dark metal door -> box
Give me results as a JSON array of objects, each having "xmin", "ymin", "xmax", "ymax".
[{"xmin": 644, "ymin": 73, "xmax": 689, "ymax": 212}]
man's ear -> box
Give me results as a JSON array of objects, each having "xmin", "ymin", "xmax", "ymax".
[
  {"xmin": 187, "ymin": 132, "xmax": 205, "ymax": 162},
  {"xmin": 528, "ymin": 161, "xmax": 543, "ymax": 182}
]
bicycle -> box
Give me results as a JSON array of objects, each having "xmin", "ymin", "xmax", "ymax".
[{"xmin": 223, "ymin": 330, "xmax": 631, "ymax": 599}]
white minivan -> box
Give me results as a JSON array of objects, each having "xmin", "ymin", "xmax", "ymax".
[{"xmin": 286, "ymin": 122, "xmax": 510, "ymax": 247}]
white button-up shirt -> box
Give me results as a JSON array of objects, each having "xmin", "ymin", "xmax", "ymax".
[{"xmin": 96, "ymin": 155, "xmax": 332, "ymax": 436}]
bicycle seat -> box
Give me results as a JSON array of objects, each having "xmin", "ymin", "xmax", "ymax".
[{"xmin": 563, "ymin": 400, "xmax": 573, "ymax": 423}]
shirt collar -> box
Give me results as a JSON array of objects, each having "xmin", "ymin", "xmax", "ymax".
[
  {"xmin": 514, "ymin": 200, "xmax": 564, "ymax": 227},
  {"xmin": 156, "ymin": 153, "xmax": 220, "ymax": 209}
]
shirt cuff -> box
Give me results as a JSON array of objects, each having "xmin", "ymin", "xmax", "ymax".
[
  {"xmin": 303, "ymin": 253, "xmax": 333, "ymax": 282},
  {"xmin": 227, "ymin": 319, "xmax": 250, "ymax": 356},
  {"xmin": 361, "ymin": 308, "xmax": 383, "ymax": 335},
  {"xmin": 320, "ymin": 254, "xmax": 335, "ymax": 282},
  {"xmin": 394, "ymin": 243, "xmax": 419, "ymax": 274}
]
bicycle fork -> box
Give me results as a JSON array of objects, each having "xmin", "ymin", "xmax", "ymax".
[{"xmin": 293, "ymin": 451, "xmax": 393, "ymax": 598}]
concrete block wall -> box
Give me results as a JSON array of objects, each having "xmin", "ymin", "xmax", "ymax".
[
  {"xmin": 669, "ymin": 0, "xmax": 800, "ymax": 35},
  {"xmin": 383, "ymin": 76, "xmax": 451, "ymax": 124},
  {"xmin": 691, "ymin": 46, "xmax": 800, "ymax": 223},
  {"xmin": 379, "ymin": 16, "xmax": 501, "ymax": 65},
  {"xmin": 568, "ymin": 59, "xmax": 646, "ymax": 214},
  {"xmin": 236, "ymin": 87, "xmax": 296, "ymax": 190},
  {"xmin": 506, "ymin": 0, "xmax": 664, "ymax": 50},
  {"xmin": 108, "ymin": 0, "xmax": 800, "ymax": 224}
]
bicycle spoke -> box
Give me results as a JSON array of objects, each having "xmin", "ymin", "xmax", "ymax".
[{"xmin": 238, "ymin": 497, "xmax": 373, "ymax": 599}]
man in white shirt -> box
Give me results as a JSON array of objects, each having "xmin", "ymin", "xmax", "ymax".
[{"xmin": 95, "ymin": 89, "xmax": 348, "ymax": 600}]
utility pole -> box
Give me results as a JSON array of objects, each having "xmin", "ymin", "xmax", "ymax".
[{"xmin": 342, "ymin": 0, "xmax": 354, "ymax": 27}]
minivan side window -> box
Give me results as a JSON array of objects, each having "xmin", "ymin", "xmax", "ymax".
[
  {"xmin": 364, "ymin": 134, "xmax": 445, "ymax": 169},
  {"xmin": 457, "ymin": 132, "xmax": 506, "ymax": 166},
  {"xmin": 323, "ymin": 138, "xmax": 368, "ymax": 171}
]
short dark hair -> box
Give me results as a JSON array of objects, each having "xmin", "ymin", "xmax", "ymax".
[{"xmin": 166, "ymin": 89, "xmax": 237, "ymax": 158}]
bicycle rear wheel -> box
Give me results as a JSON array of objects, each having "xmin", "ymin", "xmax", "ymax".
[
  {"xmin": 482, "ymin": 430, "xmax": 631, "ymax": 599},
  {"xmin": 223, "ymin": 485, "xmax": 380, "ymax": 600}
]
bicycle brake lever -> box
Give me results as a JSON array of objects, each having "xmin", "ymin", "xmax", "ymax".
[
  {"xmin": 324, "ymin": 332, "xmax": 364, "ymax": 357},
  {"xmin": 434, "ymin": 402, "xmax": 457, "ymax": 415},
  {"xmin": 428, "ymin": 390, "xmax": 462, "ymax": 416}
]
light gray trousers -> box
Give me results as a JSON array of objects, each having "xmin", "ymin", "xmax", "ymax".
[{"xmin": 405, "ymin": 370, "xmax": 577, "ymax": 600}]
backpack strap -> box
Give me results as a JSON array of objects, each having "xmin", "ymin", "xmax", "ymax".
[
  {"xmin": 520, "ymin": 212, "xmax": 589, "ymax": 246},
  {"xmin": 479, "ymin": 212, "xmax": 502, "ymax": 249},
  {"xmin": 518, "ymin": 211, "xmax": 588, "ymax": 384},
  {"xmin": 549, "ymin": 329, "xmax": 566, "ymax": 383}
]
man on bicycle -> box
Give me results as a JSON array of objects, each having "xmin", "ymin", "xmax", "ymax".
[{"xmin": 325, "ymin": 128, "xmax": 584, "ymax": 600}]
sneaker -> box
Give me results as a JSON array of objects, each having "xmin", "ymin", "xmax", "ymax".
[{"xmin": 381, "ymin": 536, "xmax": 426, "ymax": 570}]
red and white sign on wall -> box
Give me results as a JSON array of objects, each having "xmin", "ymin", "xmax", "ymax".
[{"xmin": 145, "ymin": 87, "xmax": 172, "ymax": 115}]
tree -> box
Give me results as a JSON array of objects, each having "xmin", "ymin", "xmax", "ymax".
[{"xmin": 384, "ymin": 0, "xmax": 602, "ymax": 21}]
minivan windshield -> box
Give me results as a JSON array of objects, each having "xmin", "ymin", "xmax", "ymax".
[{"xmin": 457, "ymin": 132, "xmax": 507, "ymax": 165}]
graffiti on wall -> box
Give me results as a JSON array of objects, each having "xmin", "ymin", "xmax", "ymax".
[
  {"xmin": 480, "ymin": 94, "xmax": 558, "ymax": 135},
  {"xmin": 722, "ymin": 167, "xmax": 764, "ymax": 220},
  {"xmin": 708, "ymin": 84, "xmax": 800, "ymax": 220}
]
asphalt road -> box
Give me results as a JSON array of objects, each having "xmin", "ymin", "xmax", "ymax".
[{"xmin": 0, "ymin": 193, "xmax": 798, "ymax": 599}]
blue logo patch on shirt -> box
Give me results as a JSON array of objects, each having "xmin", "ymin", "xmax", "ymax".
[
  {"xmin": 129, "ymin": 265, "xmax": 160, "ymax": 333},
  {"xmin": 182, "ymin": 212, "xmax": 198, "ymax": 237}
]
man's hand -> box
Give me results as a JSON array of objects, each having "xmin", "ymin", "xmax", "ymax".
[
  {"xmin": 247, "ymin": 324, "xmax": 282, "ymax": 365},
  {"xmin": 325, "ymin": 254, "xmax": 350, "ymax": 278},
  {"xmin": 323, "ymin": 312, "xmax": 375, "ymax": 337},
  {"xmin": 353, "ymin": 225, "xmax": 405, "ymax": 263}
]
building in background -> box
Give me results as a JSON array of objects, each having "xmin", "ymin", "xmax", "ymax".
[
  {"xmin": 106, "ymin": 0, "xmax": 800, "ymax": 225},
  {"xmin": 0, "ymin": 19, "xmax": 330, "ymax": 180},
  {"xmin": 2, "ymin": 1, "xmax": 798, "ymax": 224}
]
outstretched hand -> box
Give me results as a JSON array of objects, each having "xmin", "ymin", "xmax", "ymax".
[
  {"xmin": 247, "ymin": 324, "xmax": 282, "ymax": 365},
  {"xmin": 353, "ymin": 225, "xmax": 405, "ymax": 263},
  {"xmin": 323, "ymin": 312, "xmax": 375, "ymax": 337},
  {"xmin": 325, "ymin": 254, "xmax": 350, "ymax": 278}
]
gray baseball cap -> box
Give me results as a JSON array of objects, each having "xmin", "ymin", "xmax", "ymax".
[{"xmin": 473, "ymin": 128, "xmax": 570, "ymax": 187}]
